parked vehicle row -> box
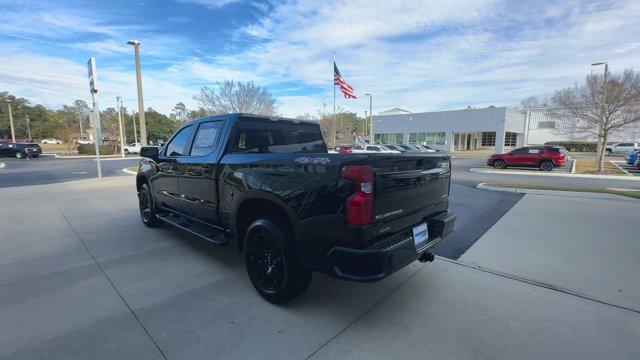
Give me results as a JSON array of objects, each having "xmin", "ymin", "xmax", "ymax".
[
  {"xmin": 335, "ymin": 143, "xmax": 437, "ymax": 154},
  {"xmin": 606, "ymin": 142, "xmax": 638, "ymax": 155},
  {"xmin": 136, "ymin": 114, "xmax": 456, "ymax": 303},
  {"xmin": 487, "ymin": 146, "xmax": 568, "ymax": 171},
  {"xmin": 625, "ymin": 149, "xmax": 640, "ymax": 170}
]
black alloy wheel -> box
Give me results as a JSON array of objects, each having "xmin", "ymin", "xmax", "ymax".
[
  {"xmin": 138, "ymin": 183, "xmax": 161, "ymax": 227},
  {"xmin": 246, "ymin": 232, "xmax": 286, "ymax": 294},
  {"xmin": 244, "ymin": 219, "xmax": 312, "ymax": 304}
]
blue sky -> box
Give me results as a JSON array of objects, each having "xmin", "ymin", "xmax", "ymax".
[{"xmin": 1, "ymin": 0, "xmax": 639, "ymax": 117}]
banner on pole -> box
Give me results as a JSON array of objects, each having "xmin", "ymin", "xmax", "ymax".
[{"xmin": 87, "ymin": 57, "xmax": 98, "ymax": 93}]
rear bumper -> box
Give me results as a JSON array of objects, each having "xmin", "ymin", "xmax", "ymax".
[{"xmin": 325, "ymin": 211, "xmax": 456, "ymax": 282}]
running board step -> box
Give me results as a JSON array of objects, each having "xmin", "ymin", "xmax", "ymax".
[{"xmin": 157, "ymin": 213, "xmax": 228, "ymax": 246}]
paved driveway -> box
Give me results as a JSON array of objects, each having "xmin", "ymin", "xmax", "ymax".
[
  {"xmin": 462, "ymin": 193, "xmax": 640, "ymax": 311},
  {"xmin": 1, "ymin": 178, "xmax": 638, "ymax": 359}
]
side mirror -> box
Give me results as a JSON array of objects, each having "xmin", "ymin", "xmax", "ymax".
[{"xmin": 140, "ymin": 146, "xmax": 159, "ymax": 160}]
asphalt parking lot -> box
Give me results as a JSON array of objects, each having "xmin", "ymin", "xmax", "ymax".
[
  {"xmin": 0, "ymin": 155, "xmax": 140, "ymax": 187},
  {"xmin": 614, "ymin": 160, "xmax": 640, "ymax": 176}
]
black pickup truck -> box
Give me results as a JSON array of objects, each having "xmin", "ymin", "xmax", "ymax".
[{"xmin": 136, "ymin": 114, "xmax": 456, "ymax": 303}]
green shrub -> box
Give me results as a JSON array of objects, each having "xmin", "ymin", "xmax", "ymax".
[
  {"xmin": 544, "ymin": 141, "xmax": 597, "ymax": 152},
  {"xmin": 77, "ymin": 144, "xmax": 121, "ymax": 155}
]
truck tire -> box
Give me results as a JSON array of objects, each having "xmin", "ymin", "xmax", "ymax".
[
  {"xmin": 124, "ymin": 149, "xmax": 130, "ymax": 154},
  {"xmin": 493, "ymin": 159, "xmax": 506, "ymax": 169},
  {"xmin": 244, "ymin": 219, "xmax": 312, "ymax": 304},
  {"xmin": 605, "ymin": 149, "xmax": 612, "ymax": 156},
  {"xmin": 138, "ymin": 182, "xmax": 161, "ymax": 227},
  {"xmin": 15, "ymin": 151, "xmax": 24, "ymax": 159},
  {"xmin": 539, "ymin": 160, "xmax": 554, "ymax": 171}
]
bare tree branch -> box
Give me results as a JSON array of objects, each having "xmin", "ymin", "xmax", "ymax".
[
  {"xmin": 551, "ymin": 68, "xmax": 640, "ymax": 172},
  {"xmin": 194, "ymin": 80, "xmax": 277, "ymax": 116}
]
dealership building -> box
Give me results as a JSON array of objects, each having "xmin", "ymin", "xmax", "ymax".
[{"xmin": 372, "ymin": 106, "xmax": 640, "ymax": 152}]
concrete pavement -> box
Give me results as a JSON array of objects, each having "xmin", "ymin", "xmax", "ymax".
[
  {"xmin": 1, "ymin": 177, "xmax": 639, "ymax": 359},
  {"xmin": 462, "ymin": 193, "xmax": 640, "ymax": 312}
]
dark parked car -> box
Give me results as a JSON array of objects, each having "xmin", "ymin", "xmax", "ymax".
[
  {"xmin": 0, "ymin": 142, "xmax": 42, "ymax": 158},
  {"xmin": 136, "ymin": 114, "xmax": 456, "ymax": 303},
  {"xmin": 487, "ymin": 146, "xmax": 567, "ymax": 171}
]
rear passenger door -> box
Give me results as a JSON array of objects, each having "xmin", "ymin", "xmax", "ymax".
[{"xmin": 178, "ymin": 119, "xmax": 227, "ymax": 224}]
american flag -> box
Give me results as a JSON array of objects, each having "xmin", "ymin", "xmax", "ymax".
[{"xmin": 334, "ymin": 62, "xmax": 357, "ymax": 99}]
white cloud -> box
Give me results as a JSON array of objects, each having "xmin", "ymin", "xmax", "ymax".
[
  {"xmin": 2, "ymin": 0, "xmax": 640, "ymax": 120},
  {"xmin": 224, "ymin": 0, "xmax": 640, "ymax": 115},
  {"xmin": 178, "ymin": 0, "xmax": 241, "ymax": 8},
  {"xmin": 276, "ymin": 95, "xmax": 327, "ymax": 118},
  {"xmin": 0, "ymin": 46, "xmax": 197, "ymax": 114}
]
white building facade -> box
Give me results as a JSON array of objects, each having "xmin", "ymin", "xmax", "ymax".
[{"xmin": 373, "ymin": 106, "xmax": 640, "ymax": 152}]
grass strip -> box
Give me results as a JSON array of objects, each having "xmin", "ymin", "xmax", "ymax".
[{"xmin": 574, "ymin": 159, "xmax": 627, "ymax": 175}]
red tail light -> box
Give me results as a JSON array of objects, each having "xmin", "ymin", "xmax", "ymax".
[{"xmin": 342, "ymin": 165, "xmax": 374, "ymax": 226}]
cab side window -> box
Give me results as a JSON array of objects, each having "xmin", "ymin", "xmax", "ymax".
[{"xmin": 164, "ymin": 125, "xmax": 195, "ymax": 157}]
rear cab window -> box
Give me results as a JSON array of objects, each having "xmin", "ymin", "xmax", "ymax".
[
  {"xmin": 189, "ymin": 121, "xmax": 224, "ymax": 157},
  {"xmin": 231, "ymin": 117, "xmax": 327, "ymax": 154}
]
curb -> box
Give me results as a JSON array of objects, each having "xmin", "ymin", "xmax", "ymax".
[
  {"xmin": 122, "ymin": 168, "xmax": 138, "ymax": 175},
  {"xmin": 93, "ymin": 157, "xmax": 141, "ymax": 161},
  {"xmin": 469, "ymin": 167, "xmax": 640, "ymax": 181},
  {"xmin": 476, "ymin": 182, "xmax": 638, "ymax": 201},
  {"xmin": 54, "ymin": 153, "xmax": 122, "ymax": 159},
  {"xmin": 54, "ymin": 153, "xmax": 141, "ymax": 160},
  {"xmin": 610, "ymin": 160, "xmax": 632, "ymax": 176}
]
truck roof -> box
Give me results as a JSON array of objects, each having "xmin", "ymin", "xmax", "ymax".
[{"xmin": 191, "ymin": 113, "xmax": 318, "ymax": 126}]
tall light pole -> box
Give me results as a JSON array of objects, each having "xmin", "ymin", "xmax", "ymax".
[
  {"xmin": 365, "ymin": 93, "xmax": 373, "ymax": 144},
  {"xmin": 127, "ymin": 40, "xmax": 147, "ymax": 145},
  {"xmin": 6, "ymin": 100, "xmax": 15, "ymax": 142},
  {"xmin": 132, "ymin": 110, "xmax": 138, "ymax": 144},
  {"xmin": 591, "ymin": 61, "xmax": 608, "ymax": 162},
  {"xmin": 364, "ymin": 110, "xmax": 367, "ymax": 137},
  {"xmin": 87, "ymin": 57, "xmax": 102, "ymax": 179},
  {"xmin": 25, "ymin": 115, "xmax": 31, "ymax": 140},
  {"xmin": 78, "ymin": 114, "xmax": 83, "ymax": 139},
  {"xmin": 116, "ymin": 97, "xmax": 125, "ymax": 158}
]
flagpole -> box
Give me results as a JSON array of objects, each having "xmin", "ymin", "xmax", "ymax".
[{"xmin": 332, "ymin": 52, "xmax": 336, "ymax": 148}]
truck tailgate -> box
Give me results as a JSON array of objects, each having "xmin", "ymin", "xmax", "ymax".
[{"xmin": 371, "ymin": 154, "xmax": 451, "ymax": 240}]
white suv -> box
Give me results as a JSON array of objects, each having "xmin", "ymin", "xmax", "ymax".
[
  {"xmin": 606, "ymin": 142, "xmax": 638, "ymax": 155},
  {"xmin": 124, "ymin": 142, "xmax": 142, "ymax": 154}
]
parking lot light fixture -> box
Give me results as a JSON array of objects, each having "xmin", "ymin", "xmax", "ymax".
[
  {"xmin": 6, "ymin": 99, "xmax": 15, "ymax": 143},
  {"xmin": 365, "ymin": 93, "xmax": 372, "ymax": 144},
  {"xmin": 127, "ymin": 39, "xmax": 147, "ymax": 146}
]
